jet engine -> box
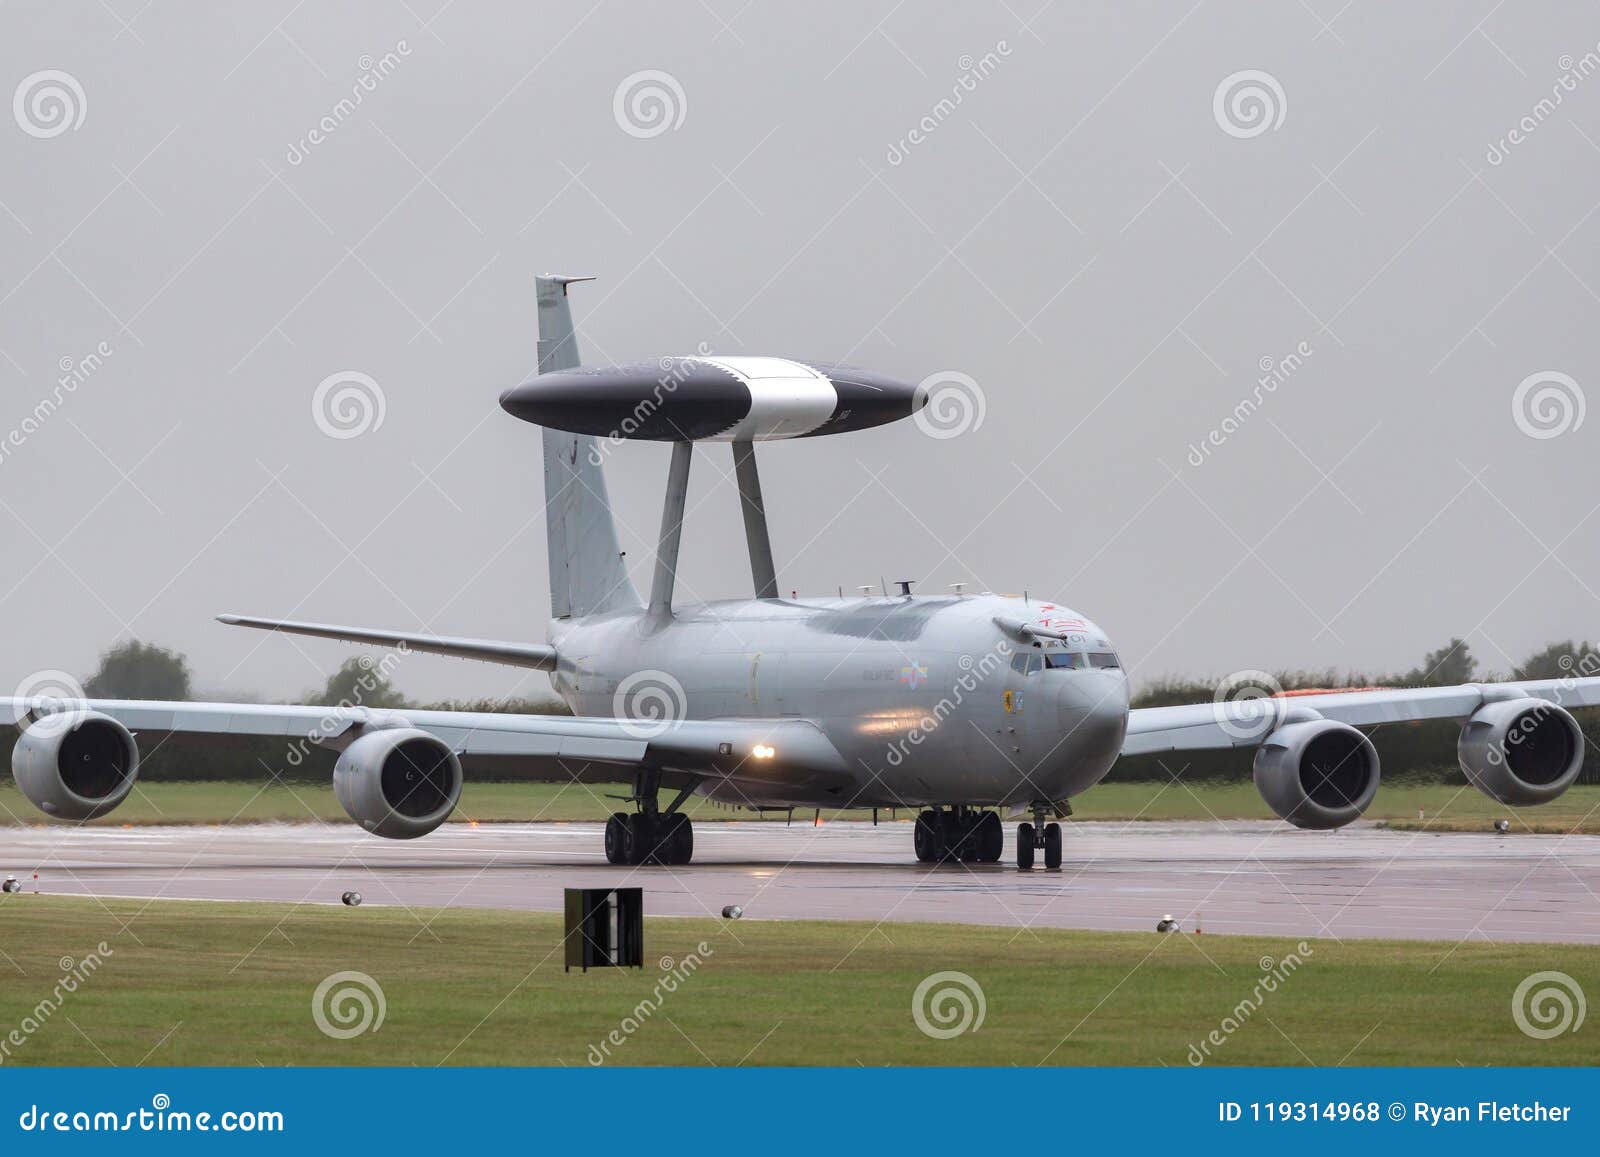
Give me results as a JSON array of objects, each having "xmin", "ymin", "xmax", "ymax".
[
  {"xmin": 12, "ymin": 710, "xmax": 140, "ymax": 820},
  {"xmin": 1458, "ymin": 697, "xmax": 1584, "ymax": 806},
  {"xmin": 1253, "ymin": 718, "xmax": 1380, "ymax": 830},
  {"xmin": 333, "ymin": 727, "xmax": 462, "ymax": 839}
]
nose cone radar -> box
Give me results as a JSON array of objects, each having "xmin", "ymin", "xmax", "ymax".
[{"xmin": 499, "ymin": 355, "xmax": 925, "ymax": 442}]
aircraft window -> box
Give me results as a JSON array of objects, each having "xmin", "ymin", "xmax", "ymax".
[
  {"xmin": 1044, "ymin": 653, "xmax": 1083, "ymax": 670},
  {"xmin": 1087, "ymin": 652, "xmax": 1121, "ymax": 669},
  {"xmin": 1011, "ymin": 653, "xmax": 1041, "ymax": 675}
]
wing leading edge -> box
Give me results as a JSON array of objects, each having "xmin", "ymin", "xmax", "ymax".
[
  {"xmin": 2, "ymin": 695, "xmax": 846, "ymax": 790},
  {"xmin": 1122, "ymin": 676, "xmax": 1600, "ymax": 756}
]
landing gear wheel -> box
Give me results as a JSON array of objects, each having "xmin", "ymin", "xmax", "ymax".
[
  {"xmin": 1043, "ymin": 822, "xmax": 1062, "ymax": 870},
  {"xmin": 647, "ymin": 814, "xmax": 678, "ymax": 865},
  {"xmin": 976, "ymin": 812, "xmax": 1003, "ymax": 862},
  {"xmin": 624, "ymin": 813, "xmax": 652, "ymax": 865},
  {"xmin": 1016, "ymin": 822, "xmax": 1035, "ymax": 870},
  {"xmin": 663, "ymin": 813, "xmax": 694, "ymax": 865},
  {"xmin": 604, "ymin": 812, "xmax": 630, "ymax": 865},
  {"xmin": 913, "ymin": 811, "xmax": 942, "ymax": 862}
]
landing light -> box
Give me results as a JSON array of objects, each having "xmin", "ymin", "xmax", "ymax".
[{"xmin": 752, "ymin": 744, "xmax": 776, "ymax": 760}]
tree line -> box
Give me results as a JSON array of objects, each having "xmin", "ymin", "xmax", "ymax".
[
  {"xmin": 6, "ymin": 639, "xmax": 569, "ymax": 784},
  {"xmin": 77, "ymin": 639, "xmax": 569, "ymax": 716}
]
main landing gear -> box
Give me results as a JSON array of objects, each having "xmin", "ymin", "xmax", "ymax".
[
  {"xmin": 912, "ymin": 807, "xmax": 1005, "ymax": 863},
  {"xmin": 1017, "ymin": 802, "xmax": 1066, "ymax": 870},
  {"xmin": 603, "ymin": 768, "xmax": 695, "ymax": 866}
]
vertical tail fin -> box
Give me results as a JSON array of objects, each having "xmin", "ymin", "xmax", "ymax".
[{"xmin": 536, "ymin": 275, "xmax": 641, "ymax": 619}]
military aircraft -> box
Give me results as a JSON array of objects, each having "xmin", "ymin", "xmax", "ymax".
[{"xmin": 6, "ymin": 276, "xmax": 1597, "ymax": 868}]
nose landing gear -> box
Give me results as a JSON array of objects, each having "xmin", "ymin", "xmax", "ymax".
[
  {"xmin": 912, "ymin": 807, "xmax": 1005, "ymax": 863},
  {"xmin": 1017, "ymin": 801, "xmax": 1067, "ymax": 870}
]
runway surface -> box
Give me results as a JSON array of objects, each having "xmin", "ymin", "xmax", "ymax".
[{"xmin": 3, "ymin": 819, "xmax": 1599, "ymax": 944}]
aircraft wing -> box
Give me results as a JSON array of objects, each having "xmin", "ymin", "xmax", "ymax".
[
  {"xmin": 1121, "ymin": 677, "xmax": 1600, "ymax": 756},
  {"xmin": 2, "ymin": 696, "xmax": 847, "ymax": 790}
]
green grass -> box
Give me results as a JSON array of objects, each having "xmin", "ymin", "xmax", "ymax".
[
  {"xmin": 4, "ymin": 779, "xmax": 1597, "ymax": 832},
  {"xmin": 0, "ymin": 896, "xmax": 1594, "ymax": 1066}
]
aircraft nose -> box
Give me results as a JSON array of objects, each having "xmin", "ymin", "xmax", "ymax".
[{"xmin": 1056, "ymin": 670, "xmax": 1130, "ymax": 749}]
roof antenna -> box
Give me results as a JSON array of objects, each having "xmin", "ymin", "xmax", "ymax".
[
  {"xmin": 895, "ymin": 579, "xmax": 915, "ymax": 597},
  {"xmin": 879, "ymin": 576, "xmax": 888, "ymax": 597}
]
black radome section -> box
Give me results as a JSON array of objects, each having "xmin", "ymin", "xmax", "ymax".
[
  {"xmin": 499, "ymin": 358, "xmax": 924, "ymax": 441},
  {"xmin": 801, "ymin": 363, "xmax": 927, "ymax": 438},
  {"xmin": 501, "ymin": 359, "xmax": 751, "ymax": 440}
]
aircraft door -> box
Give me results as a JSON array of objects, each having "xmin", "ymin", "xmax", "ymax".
[{"xmin": 749, "ymin": 651, "xmax": 789, "ymax": 716}]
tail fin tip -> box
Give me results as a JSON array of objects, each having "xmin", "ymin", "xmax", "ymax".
[{"xmin": 536, "ymin": 274, "xmax": 596, "ymax": 297}]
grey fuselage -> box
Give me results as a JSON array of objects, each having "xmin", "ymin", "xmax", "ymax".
[{"xmin": 549, "ymin": 592, "xmax": 1129, "ymax": 810}]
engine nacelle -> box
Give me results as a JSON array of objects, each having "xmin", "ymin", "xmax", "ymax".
[
  {"xmin": 11, "ymin": 710, "xmax": 140, "ymax": 820},
  {"xmin": 1253, "ymin": 718, "xmax": 1380, "ymax": 830},
  {"xmin": 333, "ymin": 727, "xmax": 462, "ymax": 839},
  {"xmin": 1458, "ymin": 696, "xmax": 1584, "ymax": 806}
]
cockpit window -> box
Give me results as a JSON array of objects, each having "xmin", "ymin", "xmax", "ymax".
[
  {"xmin": 1087, "ymin": 652, "xmax": 1121, "ymax": 669},
  {"xmin": 1044, "ymin": 652, "xmax": 1083, "ymax": 670},
  {"xmin": 1010, "ymin": 653, "xmax": 1041, "ymax": 675}
]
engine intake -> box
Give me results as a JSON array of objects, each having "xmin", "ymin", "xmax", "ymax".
[
  {"xmin": 12, "ymin": 710, "xmax": 140, "ymax": 820},
  {"xmin": 333, "ymin": 727, "xmax": 462, "ymax": 839},
  {"xmin": 1458, "ymin": 696, "xmax": 1584, "ymax": 806},
  {"xmin": 1253, "ymin": 718, "xmax": 1379, "ymax": 830}
]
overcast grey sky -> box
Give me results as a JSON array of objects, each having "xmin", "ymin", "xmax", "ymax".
[{"xmin": 3, "ymin": 1, "xmax": 1599, "ymax": 704}]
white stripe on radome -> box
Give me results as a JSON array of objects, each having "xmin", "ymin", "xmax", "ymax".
[{"xmin": 695, "ymin": 356, "xmax": 836, "ymax": 440}]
